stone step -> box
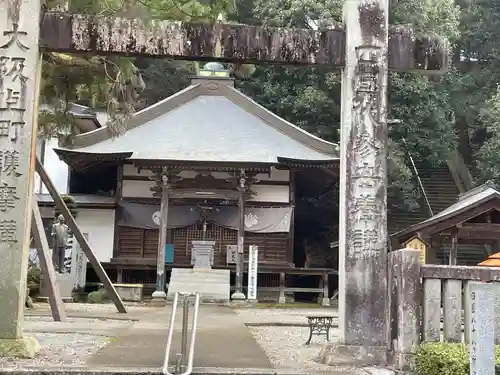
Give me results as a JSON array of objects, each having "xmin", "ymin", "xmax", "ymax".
[{"xmin": 168, "ymin": 268, "xmax": 230, "ymax": 303}]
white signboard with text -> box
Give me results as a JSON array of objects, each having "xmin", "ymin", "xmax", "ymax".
[
  {"xmin": 247, "ymin": 245, "xmax": 258, "ymax": 300},
  {"xmin": 71, "ymin": 233, "xmax": 88, "ymax": 289}
]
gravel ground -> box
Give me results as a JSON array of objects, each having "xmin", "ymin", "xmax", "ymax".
[
  {"xmin": 249, "ymin": 326, "xmax": 344, "ymax": 371},
  {"xmin": 236, "ymin": 308, "xmax": 344, "ymax": 371},
  {"xmin": 30, "ymin": 302, "xmax": 153, "ymax": 315},
  {"xmin": 2, "ymin": 305, "xmax": 346, "ymax": 370},
  {"xmin": 24, "ymin": 316, "xmax": 132, "ymax": 326},
  {"xmin": 235, "ymin": 308, "xmax": 339, "ymax": 325},
  {"xmin": 0, "ymin": 333, "xmax": 111, "ymax": 368},
  {"xmin": 0, "ymin": 310, "xmax": 134, "ymax": 368}
]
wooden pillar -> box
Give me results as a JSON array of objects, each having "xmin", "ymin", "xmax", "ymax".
[
  {"xmin": 117, "ymin": 267, "xmax": 123, "ymax": 283},
  {"xmin": 231, "ymin": 169, "xmax": 246, "ymax": 300},
  {"xmin": 322, "ymin": 273, "xmax": 330, "ymax": 306},
  {"xmin": 112, "ymin": 165, "xmax": 123, "ymax": 259},
  {"xmin": 36, "ymin": 158, "xmax": 127, "ymax": 313},
  {"xmin": 278, "ymin": 272, "xmax": 286, "ymax": 304},
  {"xmin": 31, "ymin": 199, "xmax": 66, "ymax": 322},
  {"xmin": 449, "ymin": 227, "xmax": 458, "ymax": 266},
  {"xmin": 152, "ymin": 167, "xmax": 169, "ymax": 303}
]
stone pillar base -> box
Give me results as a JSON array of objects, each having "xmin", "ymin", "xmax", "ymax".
[
  {"xmin": 230, "ymin": 291, "xmax": 246, "ymax": 300},
  {"xmin": 229, "ymin": 299, "xmax": 252, "ymax": 308},
  {"xmin": 278, "ymin": 296, "xmax": 286, "ymax": 304},
  {"xmin": 0, "ymin": 337, "xmax": 41, "ymax": 358},
  {"xmin": 150, "ymin": 290, "xmax": 167, "ymax": 307},
  {"xmin": 321, "ymin": 297, "xmax": 331, "ymax": 307},
  {"xmin": 317, "ymin": 343, "xmax": 387, "ymax": 366}
]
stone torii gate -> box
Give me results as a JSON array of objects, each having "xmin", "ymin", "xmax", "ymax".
[{"xmin": 0, "ymin": 0, "xmax": 447, "ymax": 361}]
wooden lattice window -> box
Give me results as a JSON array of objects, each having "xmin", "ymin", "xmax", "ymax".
[{"xmin": 172, "ymin": 227, "xmax": 186, "ymax": 239}]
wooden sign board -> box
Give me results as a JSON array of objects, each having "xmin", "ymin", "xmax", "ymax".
[{"xmin": 403, "ymin": 236, "xmax": 427, "ymax": 264}]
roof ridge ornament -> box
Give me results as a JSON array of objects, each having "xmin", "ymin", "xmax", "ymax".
[{"xmin": 198, "ymin": 62, "xmax": 229, "ymax": 77}]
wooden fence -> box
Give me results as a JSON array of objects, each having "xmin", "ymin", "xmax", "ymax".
[{"xmin": 388, "ymin": 249, "xmax": 500, "ymax": 373}]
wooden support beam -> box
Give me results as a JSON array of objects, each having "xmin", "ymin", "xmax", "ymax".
[
  {"xmin": 39, "ymin": 13, "xmax": 447, "ymax": 72},
  {"xmin": 449, "ymin": 227, "xmax": 458, "ymax": 265},
  {"xmin": 31, "ymin": 199, "xmax": 67, "ymax": 322},
  {"xmin": 35, "ymin": 157, "xmax": 127, "ymax": 313}
]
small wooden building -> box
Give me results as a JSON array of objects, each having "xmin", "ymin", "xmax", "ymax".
[
  {"xmin": 393, "ymin": 181, "xmax": 500, "ymax": 265},
  {"xmin": 52, "ymin": 65, "xmax": 339, "ymax": 293}
]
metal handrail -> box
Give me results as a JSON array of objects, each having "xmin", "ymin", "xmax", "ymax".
[{"xmin": 162, "ymin": 292, "xmax": 201, "ymax": 375}]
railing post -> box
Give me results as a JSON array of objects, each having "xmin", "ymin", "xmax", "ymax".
[
  {"xmin": 162, "ymin": 292, "xmax": 200, "ymax": 375},
  {"xmin": 181, "ymin": 294, "xmax": 190, "ymax": 369},
  {"xmin": 390, "ymin": 248, "xmax": 421, "ymax": 372}
]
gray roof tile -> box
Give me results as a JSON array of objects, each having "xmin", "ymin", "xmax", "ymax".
[{"xmin": 56, "ymin": 84, "xmax": 338, "ymax": 165}]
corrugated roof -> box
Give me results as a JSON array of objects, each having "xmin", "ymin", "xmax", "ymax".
[{"xmin": 55, "ymin": 81, "xmax": 338, "ymax": 165}]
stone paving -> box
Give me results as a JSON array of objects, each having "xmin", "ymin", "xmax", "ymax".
[{"xmin": 0, "ymin": 303, "xmax": 366, "ymax": 374}]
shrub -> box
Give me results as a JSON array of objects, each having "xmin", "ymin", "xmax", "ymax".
[
  {"xmin": 87, "ymin": 288, "xmax": 109, "ymax": 304},
  {"xmin": 27, "ymin": 266, "xmax": 41, "ymax": 296},
  {"xmin": 53, "ymin": 194, "xmax": 78, "ymax": 219},
  {"xmin": 416, "ymin": 342, "xmax": 500, "ymax": 375}
]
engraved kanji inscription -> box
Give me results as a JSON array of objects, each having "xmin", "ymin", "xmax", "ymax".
[
  {"xmin": 0, "ymin": 150, "xmax": 20, "ymax": 176},
  {"xmin": 0, "ymin": 88, "xmax": 25, "ymax": 111},
  {"xmin": 349, "ymin": 228, "xmax": 379, "ymax": 259},
  {"xmin": 351, "ymin": 194, "xmax": 380, "ymax": 221},
  {"xmin": 0, "ymin": 120, "xmax": 24, "ymax": 141},
  {"xmin": 354, "ymin": 161, "xmax": 381, "ymax": 179},
  {"xmin": 0, "ymin": 56, "xmax": 26, "ymax": 81},
  {"xmin": 0, "ymin": 219, "xmax": 17, "ymax": 243},
  {"xmin": 0, "ymin": 182, "xmax": 19, "ymax": 212},
  {"xmin": 355, "ymin": 46, "xmax": 381, "ymax": 94},
  {"xmin": 0, "ymin": 23, "xmax": 29, "ymax": 51},
  {"xmin": 354, "ymin": 131, "xmax": 380, "ymax": 158}
]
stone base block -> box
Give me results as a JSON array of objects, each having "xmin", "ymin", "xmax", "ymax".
[
  {"xmin": 231, "ymin": 291, "xmax": 246, "ymax": 300},
  {"xmin": 317, "ymin": 343, "xmax": 387, "ymax": 366},
  {"xmin": 168, "ymin": 268, "xmax": 230, "ymax": 303},
  {"xmin": 150, "ymin": 290, "xmax": 167, "ymax": 307},
  {"xmin": 0, "ymin": 336, "xmax": 41, "ymax": 358},
  {"xmin": 114, "ymin": 283, "xmax": 144, "ymax": 302},
  {"xmin": 229, "ymin": 299, "xmax": 254, "ymax": 308},
  {"xmin": 149, "ymin": 298, "xmax": 167, "ymax": 307},
  {"xmin": 41, "ymin": 273, "xmax": 75, "ymax": 299}
]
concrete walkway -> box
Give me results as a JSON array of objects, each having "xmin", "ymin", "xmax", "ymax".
[{"xmin": 88, "ymin": 305, "xmax": 272, "ymax": 368}]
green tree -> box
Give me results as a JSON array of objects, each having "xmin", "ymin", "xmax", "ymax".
[
  {"xmin": 234, "ymin": 0, "xmax": 460, "ymax": 209},
  {"xmin": 40, "ymin": 0, "xmax": 231, "ymax": 140}
]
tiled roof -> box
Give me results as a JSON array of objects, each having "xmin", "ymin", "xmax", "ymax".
[{"xmin": 55, "ymin": 81, "xmax": 338, "ymax": 165}]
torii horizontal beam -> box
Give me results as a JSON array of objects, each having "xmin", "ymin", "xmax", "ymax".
[{"xmin": 40, "ymin": 13, "xmax": 447, "ymax": 72}]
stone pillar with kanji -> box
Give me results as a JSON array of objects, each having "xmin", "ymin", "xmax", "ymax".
[
  {"xmin": 0, "ymin": 0, "xmax": 41, "ymax": 358},
  {"xmin": 319, "ymin": 0, "xmax": 389, "ymax": 365}
]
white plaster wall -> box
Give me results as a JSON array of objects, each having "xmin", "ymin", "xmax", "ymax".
[
  {"xmin": 121, "ymin": 179, "xmax": 289, "ymax": 202},
  {"xmin": 34, "ymin": 137, "xmax": 69, "ymax": 195},
  {"xmin": 122, "ymin": 180, "xmax": 156, "ymax": 198},
  {"xmin": 123, "ymin": 164, "xmax": 154, "ymax": 177},
  {"xmin": 75, "ymin": 208, "xmax": 115, "ymax": 263},
  {"xmin": 248, "ymin": 185, "xmax": 289, "ymax": 203}
]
